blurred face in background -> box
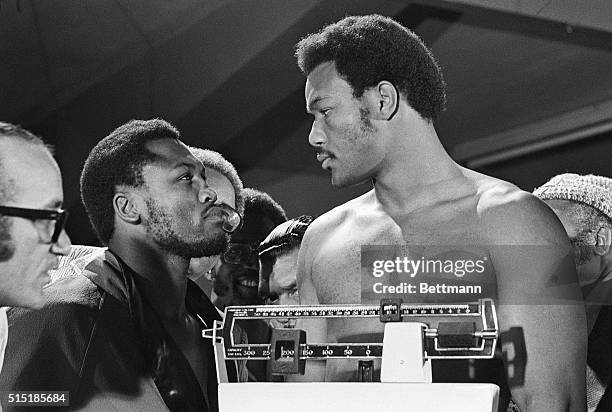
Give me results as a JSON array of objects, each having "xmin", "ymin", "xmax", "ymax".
[
  {"xmin": 212, "ymin": 210, "xmax": 275, "ymax": 309},
  {"xmin": 267, "ymin": 248, "xmax": 300, "ymax": 306},
  {"xmin": 262, "ymin": 248, "xmax": 300, "ymax": 328},
  {"xmin": 188, "ymin": 168, "xmax": 237, "ymax": 295}
]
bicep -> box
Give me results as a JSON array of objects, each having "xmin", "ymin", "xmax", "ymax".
[{"xmin": 492, "ymin": 244, "xmax": 586, "ymax": 411}]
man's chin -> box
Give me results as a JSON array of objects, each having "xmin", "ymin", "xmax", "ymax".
[
  {"xmin": 165, "ymin": 234, "xmax": 228, "ymax": 259},
  {"xmin": 331, "ymin": 173, "xmax": 368, "ymax": 188}
]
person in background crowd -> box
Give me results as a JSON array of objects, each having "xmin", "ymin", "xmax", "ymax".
[
  {"xmin": 0, "ymin": 122, "xmax": 72, "ymax": 406},
  {"xmin": 0, "ymin": 119, "xmax": 242, "ymax": 411},
  {"xmin": 258, "ymin": 215, "xmax": 314, "ymax": 328},
  {"xmin": 210, "ymin": 188, "xmax": 286, "ymax": 310},
  {"xmin": 294, "ymin": 14, "xmax": 585, "ymax": 411},
  {"xmin": 534, "ymin": 173, "xmax": 612, "ymax": 412},
  {"xmin": 210, "ymin": 188, "xmax": 286, "ymax": 381},
  {"xmin": 188, "ymin": 147, "xmax": 244, "ymax": 297}
]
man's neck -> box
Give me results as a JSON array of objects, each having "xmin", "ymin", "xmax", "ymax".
[
  {"xmin": 373, "ymin": 123, "xmax": 467, "ymax": 216},
  {"xmin": 109, "ymin": 236, "xmax": 190, "ymax": 321}
]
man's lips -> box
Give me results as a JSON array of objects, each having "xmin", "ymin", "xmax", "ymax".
[
  {"xmin": 202, "ymin": 205, "xmax": 226, "ymax": 222},
  {"xmin": 316, "ymin": 151, "xmax": 334, "ymax": 170}
]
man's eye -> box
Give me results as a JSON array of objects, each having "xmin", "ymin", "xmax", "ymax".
[
  {"xmin": 320, "ymin": 108, "xmax": 330, "ymax": 116},
  {"xmin": 288, "ymin": 288, "xmax": 299, "ymax": 298},
  {"xmin": 266, "ymin": 295, "xmax": 279, "ymax": 305},
  {"xmin": 178, "ymin": 174, "xmax": 193, "ymax": 181}
]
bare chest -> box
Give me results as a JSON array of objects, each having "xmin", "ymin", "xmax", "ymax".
[{"xmin": 311, "ymin": 218, "xmax": 404, "ymax": 304}]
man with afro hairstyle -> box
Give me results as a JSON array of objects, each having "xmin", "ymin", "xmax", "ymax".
[
  {"xmin": 294, "ymin": 14, "xmax": 586, "ymax": 411},
  {"xmin": 1, "ymin": 119, "xmax": 241, "ymax": 411}
]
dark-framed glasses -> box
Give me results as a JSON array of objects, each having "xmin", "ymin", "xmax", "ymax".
[
  {"xmin": 222, "ymin": 242, "xmax": 258, "ymax": 265},
  {"xmin": 0, "ymin": 206, "xmax": 68, "ymax": 243},
  {"xmin": 212, "ymin": 203, "xmax": 242, "ymax": 234}
]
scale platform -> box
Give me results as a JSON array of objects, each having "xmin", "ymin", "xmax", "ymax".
[{"xmin": 219, "ymin": 382, "xmax": 500, "ymax": 412}]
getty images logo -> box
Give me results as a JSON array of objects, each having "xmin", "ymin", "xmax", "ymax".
[{"xmin": 371, "ymin": 256, "xmax": 488, "ymax": 278}]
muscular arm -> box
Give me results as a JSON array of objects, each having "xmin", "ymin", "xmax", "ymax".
[
  {"xmin": 286, "ymin": 222, "xmax": 327, "ymax": 382},
  {"xmin": 489, "ymin": 195, "xmax": 586, "ymax": 411}
]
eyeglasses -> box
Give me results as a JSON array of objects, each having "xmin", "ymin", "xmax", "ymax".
[
  {"xmin": 222, "ymin": 242, "xmax": 258, "ymax": 265},
  {"xmin": 213, "ymin": 203, "xmax": 242, "ymax": 234},
  {"xmin": 0, "ymin": 206, "xmax": 68, "ymax": 243}
]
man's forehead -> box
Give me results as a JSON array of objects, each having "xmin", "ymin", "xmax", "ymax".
[
  {"xmin": 305, "ymin": 61, "xmax": 352, "ymax": 108},
  {"xmin": 271, "ymin": 250, "xmax": 299, "ymax": 284},
  {"xmin": 0, "ymin": 139, "xmax": 63, "ymax": 207},
  {"xmin": 144, "ymin": 138, "xmax": 200, "ymax": 167}
]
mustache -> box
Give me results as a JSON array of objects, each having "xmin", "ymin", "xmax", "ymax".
[
  {"xmin": 203, "ymin": 205, "xmax": 227, "ymax": 219},
  {"xmin": 316, "ymin": 148, "xmax": 334, "ymax": 157}
]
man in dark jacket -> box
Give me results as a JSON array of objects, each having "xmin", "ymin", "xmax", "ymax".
[{"xmin": 0, "ymin": 119, "xmax": 242, "ymax": 411}]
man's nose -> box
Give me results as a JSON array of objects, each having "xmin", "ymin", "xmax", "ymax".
[
  {"xmin": 199, "ymin": 185, "xmax": 218, "ymax": 204},
  {"xmin": 308, "ymin": 120, "xmax": 327, "ymax": 147},
  {"xmin": 51, "ymin": 229, "xmax": 72, "ymax": 256}
]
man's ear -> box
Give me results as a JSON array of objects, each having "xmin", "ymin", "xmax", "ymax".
[
  {"xmin": 594, "ymin": 225, "xmax": 612, "ymax": 256},
  {"xmin": 365, "ymin": 81, "xmax": 399, "ymax": 121},
  {"xmin": 113, "ymin": 192, "xmax": 141, "ymax": 225}
]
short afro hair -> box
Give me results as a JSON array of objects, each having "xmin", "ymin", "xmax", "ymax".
[
  {"xmin": 189, "ymin": 147, "xmax": 245, "ymax": 216},
  {"xmin": 0, "ymin": 122, "xmax": 51, "ymax": 261},
  {"xmin": 243, "ymin": 188, "xmax": 287, "ymax": 231},
  {"xmin": 80, "ymin": 119, "xmax": 180, "ymax": 244},
  {"xmin": 295, "ymin": 14, "xmax": 446, "ymax": 121}
]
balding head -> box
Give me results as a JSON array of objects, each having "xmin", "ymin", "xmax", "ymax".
[{"xmin": 0, "ymin": 122, "xmax": 71, "ymax": 308}]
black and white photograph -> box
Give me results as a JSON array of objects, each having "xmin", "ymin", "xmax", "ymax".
[{"xmin": 1, "ymin": 1, "xmax": 611, "ymax": 411}]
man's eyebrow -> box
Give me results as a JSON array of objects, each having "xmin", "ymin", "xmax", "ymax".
[
  {"xmin": 171, "ymin": 161, "xmax": 197, "ymax": 171},
  {"xmin": 44, "ymin": 199, "xmax": 63, "ymax": 209},
  {"xmin": 279, "ymin": 278, "xmax": 298, "ymax": 289},
  {"xmin": 306, "ymin": 96, "xmax": 327, "ymax": 112}
]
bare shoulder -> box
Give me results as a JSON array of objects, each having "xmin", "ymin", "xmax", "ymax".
[
  {"xmin": 469, "ymin": 171, "xmax": 567, "ymax": 245},
  {"xmin": 302, "ymin": 190, "xmax": 375, "ymax": 244}
]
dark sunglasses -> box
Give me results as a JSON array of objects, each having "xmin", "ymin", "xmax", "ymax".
[
  {"xmin": 222, "ymin": 242, "xmax": 258, "ymax": 265},
  {"xmin": 213, "ymin": 203, "xmax": 242, "ymax": 234},
  {"xmin": 0, "ymin": 206, "xmax": 68, "ymax": 243}
]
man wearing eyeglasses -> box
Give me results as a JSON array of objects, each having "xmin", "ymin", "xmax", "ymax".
[
  {"xmin": 209, "ymin": 188, "xmax": 286, "ymax": 382},
  {"xmin": 0, "ymin": 122, "xmax": 72, "ymax": 386},
  {"xmin": 210, "ymin": 188, "xmax": 287, "ymax": 310},
  {"xmin": 0, "ymin": 119, "xmax": 243, "ymax": 411}
]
